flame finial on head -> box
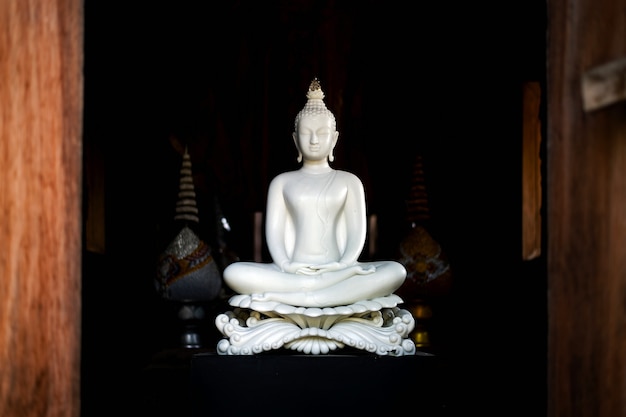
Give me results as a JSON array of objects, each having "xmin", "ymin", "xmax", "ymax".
[
  {"xmin": 307, "ymin": 78, "xmax": 324, "ymax": 99},
  {"xmin": 294, "ymin": 78, "xmax": 336, "ymax": 130}
]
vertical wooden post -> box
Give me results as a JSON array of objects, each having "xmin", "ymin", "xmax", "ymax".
[
  {"xmin": 0, "ymin": 1, "xmax": 83, "ymax": 417},
  {"xmin": 521, "ymin": 81, "xmax": 542, "ymax": 260},
  {"xmin": 548, "ymin": 0, "xmax": 626, "ymax": 416}
]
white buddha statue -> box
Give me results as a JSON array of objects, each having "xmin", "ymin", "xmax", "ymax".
[
  {"xmin": 223, "ymin": 78, "xmax": 407, "ymax": 308},
  {"xmin": 216, "ymin": 79, "xmax": 415, "ymax": 356}
]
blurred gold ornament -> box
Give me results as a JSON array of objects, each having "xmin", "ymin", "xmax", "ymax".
[{"xmin": 396, "ymin": 153, "xmax": 452, "ymax": 350}]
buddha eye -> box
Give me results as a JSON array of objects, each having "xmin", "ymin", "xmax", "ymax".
[{"xmin": 298, "ymin": 128, "xmax": 308, "ymax": 135}]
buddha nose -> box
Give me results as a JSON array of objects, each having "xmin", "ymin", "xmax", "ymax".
[{"xmin": 310, "ymin": 134, "xmax": 319, "ymax": 144}]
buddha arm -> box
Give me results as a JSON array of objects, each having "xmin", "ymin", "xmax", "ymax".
[
  {"xmin": 264, "ymin": 176, "xmax": 291, "ymax": 269},
  {"xmin": 337, "ymin": 174, "xmax": 368, "ymax": 265}
]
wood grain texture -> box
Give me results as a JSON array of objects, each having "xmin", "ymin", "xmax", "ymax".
[
  {"xmin": 547, "ymin": 0, "xmax": 626, "ymax": 416},
  {"xmin": 0, "ymin": 1, "xmax": 83, "ymax": 416},
  {"xmin": 522, "ymin": 81, "xmax": 542, "ymax": 260}
]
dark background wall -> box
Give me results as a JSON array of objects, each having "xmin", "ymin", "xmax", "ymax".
[{"xmin": 81, "ymin": 1, "xmax": 547, "ymax": 415}]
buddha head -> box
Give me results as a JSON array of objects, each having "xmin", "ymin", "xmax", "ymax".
[
  {"xmin": 294, "ymin": 78, "xmax": 336, "ymax": 132},
  {"xmin": 293, "ymin": 78, "xmax": 338, "ymax": 163}
]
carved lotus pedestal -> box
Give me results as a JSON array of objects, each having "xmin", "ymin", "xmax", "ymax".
[{"xmin": 215, "ymin": 294, "xmax": 417, "ymax": 356}]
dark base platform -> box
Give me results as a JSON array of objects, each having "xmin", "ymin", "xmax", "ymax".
[{"xmin": 190, "ymin": 351, "xmax": 451, "ymax": 416}]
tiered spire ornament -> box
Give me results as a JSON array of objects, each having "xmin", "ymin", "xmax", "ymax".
[
  {"xmin": 156, "ymin": 146, "xmax": 222, "ymax": 303},
  {"xmin": 405, "ymin": 153, "xmax": 431, "ymax": 225},
  {"xmin": 174, "ymin": 146, "xmax": 200, "ymax": 223},
  {"xmin": 397, "ymin": 153, "xmax": 452, "ymax": 293},
  {"xmin": 396, "ymin": 152, "xmax": 452, "ymax": 350}
]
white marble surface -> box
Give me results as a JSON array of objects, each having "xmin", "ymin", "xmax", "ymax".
[{"xmin": 216, "ymin": 79, "xmax": 415, "ymax": 355}]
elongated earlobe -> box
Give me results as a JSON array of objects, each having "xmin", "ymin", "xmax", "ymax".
[
  {"xmin": 293, "ymin": 132, "xmax": 302, "ymax": 163},
  {"xmin": 328, "ymin": 131, "xmax": 338, "ymax": 162}
]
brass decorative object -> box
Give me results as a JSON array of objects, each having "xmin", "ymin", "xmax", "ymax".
[
  {"xmin": 396, "ymin": 153, "xmax": 452, "ymax": 350},
  {"xmin": 156, "ymin": 146, "xmax": 223, "ymax": 348}
]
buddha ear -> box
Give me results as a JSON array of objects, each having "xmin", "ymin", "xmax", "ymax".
[
  {"xmin": 292, "ymin": 132, "xmax": 302, "ymax": 163},
  {"xmin": 329, "ymin": 131, "xmax": 339, "ymax": 162}
]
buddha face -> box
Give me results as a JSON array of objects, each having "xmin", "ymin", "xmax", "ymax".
[{"xmin": 293, "ymin": 114, "xmax": 339, "ymax": 163}]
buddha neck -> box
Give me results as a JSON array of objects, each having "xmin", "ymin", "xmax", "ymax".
[{"xmin": 299, "ymin": 162, "xmax": 333, "ymax": 175}]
